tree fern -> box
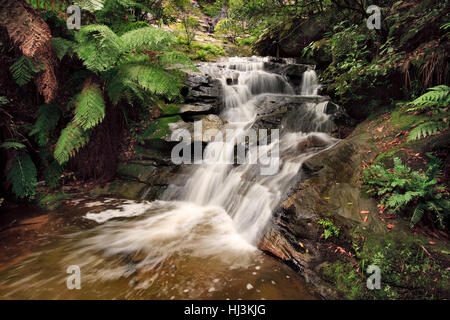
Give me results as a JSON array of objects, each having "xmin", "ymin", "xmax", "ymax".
[
  {"xmin": 54, "ymin": 123, "xmax": 90, "ymax": 165},
  {"xmin": 52, "ymin": 37, "xmax": 76, "ymax": 60},
  {"xmin": 105, "ymin": 59, "xmax": 181, "ymax": 104},
  {"xmin": 30, "ymin": 103, "xmax": 61, "ymax": 147},
  {"xmin": 75, "ymin": 24, "xmax": 125, "ymax": 72},
  {"xmin": 74, "ymin": 0, "xmax": 105, "ymax": 12},
  {"xmin": 9, "ymin": 56, "xmax": 42, "ymax": 86},
  {"xmin": 7, "ymin": 152, "xmax": 37, "ymax": 199},
  {"xmin": 72, "ymin": 81, "xmax": 105, "ymax": 130},
  {"xmin": 120, "ymin": 26, "xmax": 174, "ymax": 52},
  {"xmin": 159, "ymin": 51, "xmax": 196, "ymax": 70}
]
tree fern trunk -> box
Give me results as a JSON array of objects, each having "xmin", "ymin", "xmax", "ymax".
[{"xmin": 69, "ymin": 101, "xmax": 124, "ymax": 182}]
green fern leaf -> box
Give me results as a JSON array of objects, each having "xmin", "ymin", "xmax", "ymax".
[
  {"xmin": 120, "ymin": 26, "xmax": 174, "ymax": 52},
  {"xmin": 7, "ymin": 152, "xmax": 37, "ymax": 199},
  {"xmin": 159, "ymin": 51, "xmax": 197, "ymax": 71},
  {"xmin": 0, "ymin": 96, "xmax": 9, "ymax": 106},
  {"xmin": 52, "ymin": 37, "xmax": 76, "ymax": 60},
  {"xmin": 54, "ymin": 123, "xmax": 90, "ymax": 165},
  {"xmin": 9, "ymin": 56, "xmax": 42, "ymax": 86},
  {"xmin": 0, "ymin": 142, "xmax": 26, "ymax": 150},
  {"xmin": 72, "ymin": 81, "xmax": 106, "ymax": 130},
  {"xmin": 30, "ymin": 104, "xmax": 61, "ymax": 147},
  {"xmin": 75, "ymin": 24, "xmax": 125, "ymax": 72},
  {"xmin": 407, "ymin": 121, "xmax": 448, "ymax": 141}
]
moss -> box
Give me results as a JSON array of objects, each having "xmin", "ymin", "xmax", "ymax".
[
  {"xmin": 159, "ymin": 104, "xmax": 181, "ymax": 116},
  {"xmin": 323, "ymin": 231, "xmax": 450, "ymax": 299},
  {"xmin": 389, "ymin": 109, "xmax": 427, "ymax": 131},
  {"xmin": 117, "ymin": 162, "xmax": 156, "ymax": 183},
  {"xmin": 91, "ymin": 180, "xmax": 147, "ymax": 200},
  {"xmin": 38, "ymin": 192, "xmax": 73, "ymax": 210},
  {"xmin": 140, "ymin": 116, "xmax": 181, "ymax": 140}
]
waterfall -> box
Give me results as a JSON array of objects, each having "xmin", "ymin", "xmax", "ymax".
[
  {"xmin": 0, "ymin": 57, "xmax": 341, "ymax": 299},
  {"xmin": 82, "ymin": 57, "xmax": 338, "ymax": 266},
  {"xmin": 300, "ymin": 69, "xmax": 320, "ymax": 96}
]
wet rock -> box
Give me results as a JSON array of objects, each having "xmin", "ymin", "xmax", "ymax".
[
  {"xmin": 183, "ymin": 73, "xmax": 222, "ymax": 113},
  {"xmin": 259, "ymin": 128, "xmax": 385, "ymax": 298}
]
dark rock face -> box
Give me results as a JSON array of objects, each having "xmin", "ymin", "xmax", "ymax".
[{"xmin": 183, "ymin": 73, "xmax": 222, "ymax": 114}]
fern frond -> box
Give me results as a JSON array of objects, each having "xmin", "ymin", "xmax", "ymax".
[
  {"xmin": 54, "ymin": 123, "xmax": 90, "ymax": 165},
  {"xmin": 406, "ymin": 85, "xmax": 450, "ymax": 110},
  {"xmin": 9, "ymin": 56, "xmax": 42, "ymax": 86},
  {"xmin": 75, "ymin": 24, "xmax": 125, "ymax": 72},
  {"xmin": 159, "ymin": 51, "xmax": 197, "ymax": 71},
  {"xmin": 120, "ymin": 26, "xmax": 174, "ymax": 52},
  {"xmin": 7, "ymin": 152, "xmax": 37, "ymax": 199},
  {"xmin": 407, "ymin": 121, "xmax": 448, "ymax": 141},
  {"xmin": 52, "ymin": 37, "xmax": 76, "ymax": 60},
  {"xmin": 72, "ymin": 80, "xmax": 106, "ymax": 130},
  {"xmin": 0, "ymin": 96, "xmax": 9, "ymax": 106},
  {"xmin": 106, "ymin": 60, "xmax": 181, "ymax": 104},
  {"xmin": 0, "ymin": 141, "xmax": 26, "ymax": 150},
  {"xmin": 74, "ymin": 0, "xmax": 105, "ymax": 12},
  {"xmin": 30, "ymin": 104, "xmax": 61, "ymax": 147},
  {"xmin": 410, "ymin": 203, "xmax": 425, "ymax": 226}
]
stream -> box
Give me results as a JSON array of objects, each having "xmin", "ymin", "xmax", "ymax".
[{"xmin": 0, "ymin": 57, "xmax": 339, "ymax": 300}]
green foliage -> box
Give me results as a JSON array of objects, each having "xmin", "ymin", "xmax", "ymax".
[
  {"xmin": 0, "ymin": 142, "xmax": 26, "ymax": 150},
  {"xmin": 72, "ymin": 82, "xmax": 106, "ymax": 130},
  {"xmin": 7, "ymin": 152, "xmax": 37, "ymax": 199},
  {"xmin": 214, "ymin": 18, "xmax": 244, "ymax": 43},
  {"xmin": 9, "ymin": 56, "xmax": 43, "ymax": 86},
  {"xmin": 75, "ymin": 24, "xmax": 125, "ymax": 73},
  {"xmin": 364, "ymin": 155, "xmax": 450, "ymax": 228},
  {"xmin": 121, "ymin": 26, "xmax": 174, "ymax": 52},
  {"xmin": 0, "ymin": 96, "xmax": 9, "ymax": 106},
  {"xmin": 317, "ymin": 218, "xmax": 340, "ymax": 239},
  {"xmin": 54, "ymin": 123, "xmax": 90, "ymax": 165},
  {"xmin": 30, "ymin": 103, "xmax": 61, "ymax": 147},
  {"xmin": 406, "ymin": 85, "xmax": 450, "ymax": 109},
  {"xmin": 52, "ymin": 37, "xmax": 76, "ymax": 60},
  {"xmin": 404, "ymin": 85, "xmax": 450, "ymax": 141},
  {"xmin": 198, "ymin": 0, "xmax": 226, "ymax": 17}
]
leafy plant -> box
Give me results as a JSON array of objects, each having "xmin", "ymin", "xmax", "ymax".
[
  {"xmin": 364, "ymin": 155, "xmax": 449, "ymax": 228},
  {"xmin": 9, "ymin": 56, "xmax": 43, "ymax": 86},
  {"xmin": 30, "ymin": 103, "xmax": 61, "ymax": 147},
  {"xmin": 317, "ymin": 218, "xmax": 340, "ymax": 239},
  {"xmin": 51, "ymin": 24, "xmax": 195, "ymax": 165},
  {"xmin": 404, "ymin": 85, "xmax": 450, "ymax": 141},
  {"xmin": 7, "ymin": 152, "xmax": 37, "ymax": 199}
]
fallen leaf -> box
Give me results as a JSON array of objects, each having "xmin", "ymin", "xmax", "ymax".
[
  {"xmin": 387, "ymin": 224, "xmax": 395, "ymax": 229},
  {"xmin": 429, "ymin": 241, "xmax": 436, "ymax": 245},
  {"xmin": 360, "ymin": 210, "xmax": 370, "ymax": 214},
  {"xmin": 363, "ymin": 216, "xmax": 368, "ymax": 223}
]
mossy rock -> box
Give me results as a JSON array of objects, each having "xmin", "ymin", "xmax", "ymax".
[
  {"xmin": 38, "ymin": 192, "xmax": 73, "ymax": 210},
  {"xmin": 117, "ymin": 163, "xmax": 158, "ymax": 183},
  {"xmin": 91, "ymin": 180, "xmax": 147, "ymax": 200},
  {"xmin": 141, "ymin": 116, "xmax": 182, "ymax": 141}
]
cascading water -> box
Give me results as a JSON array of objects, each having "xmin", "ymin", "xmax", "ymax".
[
  {"xmin": 0, "ymin": 57, "xmax": 339, "ymax": 299},
  {"xmin": 300, "ymin": 69, "xmax": 320, "ymax": 96}
]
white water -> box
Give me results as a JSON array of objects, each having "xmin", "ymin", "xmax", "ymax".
[
  {"xmin": 300, "ymin": 69, "xmax": 320, "ymax": 96},
  {"xmin": 81, "ymin": 57, "xmax": 338, "ymax": 268}
]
